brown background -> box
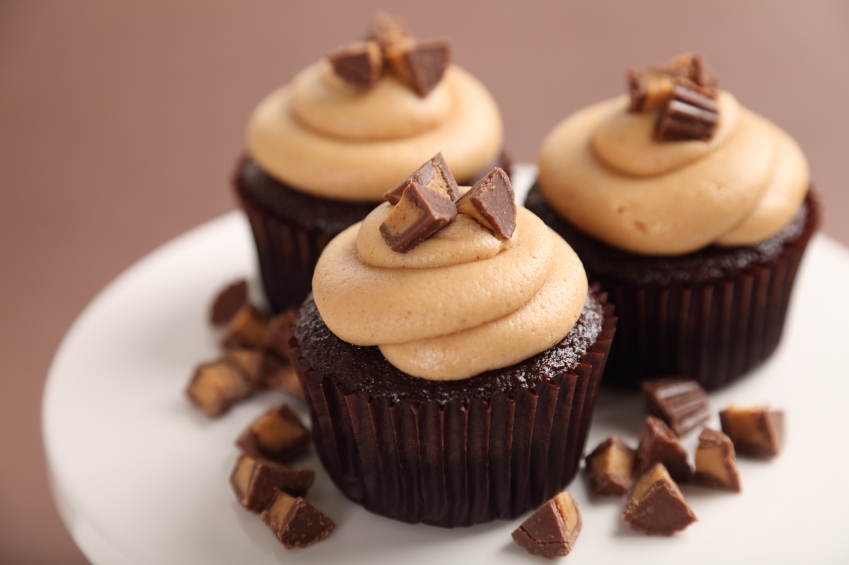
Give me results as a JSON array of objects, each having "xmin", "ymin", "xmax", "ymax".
[{"xmin": 1, "ymin": 1, "xmax": 847, "ymax": 563}]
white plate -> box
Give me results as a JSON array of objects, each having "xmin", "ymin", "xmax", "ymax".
[{"xmin": 44, "ymin": 168, "xmax": 849, "ymax": 564}]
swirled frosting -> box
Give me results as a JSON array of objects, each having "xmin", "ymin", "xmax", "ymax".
[
  {"xmin": 246, "ymin": 61, "xmax": 503, "ymax": 201},
  {"xmin": 312, "ymin": 205, "xmax": 588, "ymax": 381},
  {"xmin": 537, "ymin": 92, "xmax": 809, "ymax": 255}
]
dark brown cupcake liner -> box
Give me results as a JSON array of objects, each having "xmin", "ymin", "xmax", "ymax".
[
  {"xmin": 234, "ymin": 154, "xmax": 375, "ymax": 312},
  {"xmin": 527, "ymin": 187, "xmax": 819, "ymax": 390},
  {"xmin": 237, "ymin": 192, "xmax": 337, "ymax": 313},
  {"xmin": 234, "ymin": 154, "xmax": 513, "ymax": 313},
  {"xmin": 285, "ymin": 301, "xmax": 616, "ymax": 528}
]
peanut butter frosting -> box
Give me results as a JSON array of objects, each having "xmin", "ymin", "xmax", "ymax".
[
  {"xmin": 246, "ymin": 61, "xmax": 503, "ymax": 202},
  {"xmin": 312, "ymin": 205, "xmax": 588, "ymax": 381},
  {"xmin": 537, "ymin": 92, "xmax": 809, "ymax": 255}
]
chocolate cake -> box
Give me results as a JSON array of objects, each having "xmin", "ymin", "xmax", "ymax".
[
  {"xmin": 526, "ymin": 185, "xmax": 819, "ymax": 389},
  {"xmin": 285, "ymin": 289, "xmax": 615, "ymax": 527}
]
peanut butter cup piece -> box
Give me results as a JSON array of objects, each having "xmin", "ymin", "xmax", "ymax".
[
  {"xmin": 585, "ymin": 435, "xmax": 638, "ymax": 496},
  {"xmin": 455, "ymin": 167, "xmax": 516, "ymax": 240},
  {"xmin": 623, "ymin": 462, "xmax": 697, "ymax": 536},
  {"xmin": 641, "ymin": 377, "xmax": 711, "ymax": 436},
  {"xmin": 186, "ymin": 360, "xmax": 252, "ymax": 418},
  {"xmin": 628, "ymin": 67, "xmax": 684, "ymax": 112},
  {"xmin": 380, "ymin": 181, "xmax": 457, "ymax": 253},
  {"xmin": 512, "ymin": 491, "xmax": 582, "ymax": 558},
  {"xmin": 258, "ymin": 311, "xmax": 305, "ymax": 399},
  {"xmin": 386, "ymin": 39, "xmax": 452, "ymax": 97},
  {"xmin": 328, "ymin": 41, "xmax": 383, "ymax": 91},
  {"xmin": 656, "ymin": 80, "xmax": 720, "ymax": 142},
  {"xmin": 637, "ymin": 415, "xmax": 692, "ymax": 483},
  {"xmin": 719, "ymin": 405, "xmax": 784, "ymax": 457},
  {"xmin": 261, "ymin": 310, "xmax": 298, "ymax": 359},
  {"xmin": 367, "ymin": 12, "xmax": 413, "ymax": 52},
  {"xmin": 693, "ymin": 428, "xmax": 741, "ymax": 492},
  {"xmin": 221, "ymin": 304, "xmax": 269, "ymax": 349},
  {"xmin": 666, "ymin": 52, "xmax": 718, "ymax": 88},
  {"xmin": 366, "ymin": 12, "xmax": 450, "ymax": 96},
  {"xmin": 264, "ymin": 363, "xmax": 305, "ymax": 400},
  {"xmin": 230, "ymin": 454, "xmax": 315, "ymax": 513},
  {"xmin": 222, "ymin": 343, "xmax": 300, "ymax": 397},
  {"xmin": 628, "ymin": 52, "xmax": 718, "ymax": 113},
  {"xmin": 221, "ymin": 347, "xmax": 265, "ymax": 387},
  {"xmin": 236, "ymin": 403, "xmax": 311, "ymax": 463},
  {"xmin": 384, "ymin": 152, "xmax": 461, "ymax": 204},
  {"xmin": 261, "ymin": 491, "xmax": 334, "ymax": 549},
  {"xmin": 210, "ymin": 279, "xmax": 248, "ymax": 326}
]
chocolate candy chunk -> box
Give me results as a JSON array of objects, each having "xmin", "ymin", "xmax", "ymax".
[
  {"xmin": 623, "ymin": 462, "xmax": 697, "ymax": 536},
  {"xmin": 386, "ymin": 39, "xmax": 452, "ymax": 97},
  {"xmin": 222, "ymin": 344, "xmax": 301, "ymax": 398},
  {"xmin": 261, "ymin": 491, "xmax": 334, "ymax": 549},
  {"xmin": 230, "ymin": 454, "xmax": 315, "ymax": 513},
  {"xmin": 328, "ymin": 41, "xmax": 383, "ymax": 91},
  {"xmin": 628, "ymin": 52, "xmax": 718, "ymax": 112},
  {"xmin": 719, "ymin": 405, "xmax": 784, "ymax": 457},
  {"xmin": 628, "ymin": 67, "xmax": 685, "ymax": 112},
  {"xmin": 264, "ymin": 363, "xmax": 305, "ymax": 401},
  {"xmin": 455, "ymin": 167, "xmax": 516, "ymax": 240},
  {"xmin": 666, "ymin": 52, "xmax": 718, "ymax": 88},
  {"xmin": 366, "ymin": 13, "xmax": 450, "ymax": 97},
  {"xmin": 384, "ymin": 152, "xmax": 461, "ymax": 204},
  {"xmin": 261, "ymin": 311, "xmax": 298, "ymax": 360},
  {"xmin": 258, "ymin": 311, "xmax": 304, "ymax": 399},
  {"xmin": 222, "ymin": 346, "xmax": 256, "ymax": 374},
  {"xmin": 186, "ymin": 360, "xmax": 252, "ymax": 418},
  {"xmin": 656, "ymin": 80, "xmax": 720, "ymax": 142},
  {"xmin": 221, "ymin": 304, "xmax": 269, "ymax": 349},
  {"xmin": 367, "ymin": 12, "xmax": 413, "ymax": 52},
  {"xmin": 380, "ymin": 181, "xmax": 457, "ymax": 253},
  {"xmin": 637, "ymin": 415, "xmax": 692, "ymax": 483},
  {"xmin": 512, "ymin": 491, "xmax": 582, "ymax": 558},
  {"xmin": 693, "ymin": 428, "xmax": 741, "ymax": 492},
  {"xmin": 237, "ymin": 403, "xmax": 311, "ymax": 463},
  {"xmin": 585, "ymin": 435, "xmax": 637, "ymax": 496},
  {"xmin": 210, "ymin": 279, "xmax": 248, "ymax": 326},
  {"xmin": 641, "ymin": 377, "xmax": 710, "ymax": 437}
]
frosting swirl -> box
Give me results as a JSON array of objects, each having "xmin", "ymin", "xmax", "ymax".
[
  {"xmin": 537, "ymin": 93, "xmax": 809, "ymax": 255},
  {"xmin": 247, "ymin": 61, "xmax": 503, "ymax": 201},
  {"xmin": 312, "ymin": 205, "xmax": 588, "ymax": 381}
]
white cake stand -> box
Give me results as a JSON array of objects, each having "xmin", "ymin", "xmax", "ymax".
[{"xmin": 44, "ymin": 167, "xmax": 849, "ymax": 564}]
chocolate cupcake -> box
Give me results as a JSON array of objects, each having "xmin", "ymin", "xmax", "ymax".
[
  {"xmin": 235, "ymin": 13, "xmax": 509, "ymax": 312},
  {"xmin": 527, "ymin": 53, "xmax": 818, "ymax": 390},
  {"xmin": 285, "ymin": 171, "xmax": 615, "ymax": 527}
]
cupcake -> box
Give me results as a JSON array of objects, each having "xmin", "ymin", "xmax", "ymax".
[
  {"xmin": 234, "ymin": 13, "xmax": 508, "ymax": 312},
  {"xmin": 285, "ymin": 163, "xmax": 616, "ymax": 527},
  {"xmin": 526, "ymin": 53, "xmax": 818, "ymax": 390}
]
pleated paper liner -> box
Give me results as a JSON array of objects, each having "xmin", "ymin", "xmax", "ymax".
[
  {"xmin": 238, "ymin": 195, "xmax": 336, "ymax": 313},
  {"xmin": 285, "ymin": 296, "xmax": 616, "ymax": 528},
  {"xmin": 234, "ymin": 156, "xmax": 376, "ymax": 312},
  {"xmin": 526, "ymin": 187, "xmax": 819, "ymax": 391}
]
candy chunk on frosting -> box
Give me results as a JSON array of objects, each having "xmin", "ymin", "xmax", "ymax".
[
  {"xmin": 592, "ymin": 94, "xmax": 738, "ymax": 177},
  {"xmin": 313, "ymin": 207, "xmax": 588, "ymax": 380},
  {"xmin": 247, "ymin": 64, "xmax": 503, "ymax": 201},
  {"xmin": 358, "ymin": 206, "xmax": 513, "ymax": 268},
  {"xmin": 537, "ymin": 92, "xmax": 809, "ymax": 254}
]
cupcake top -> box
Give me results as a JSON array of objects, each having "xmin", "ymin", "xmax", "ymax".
[
  {"xmin": 311, "ymin": 160, "xmax": 588, "ymax": 381},
  {"xmin": 537, "ymin": 53, "xmax": 810, "ymax": 256},
  {"xmin": 246, "ymin": 14, "xmax": 504, "ymax": 202}
]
